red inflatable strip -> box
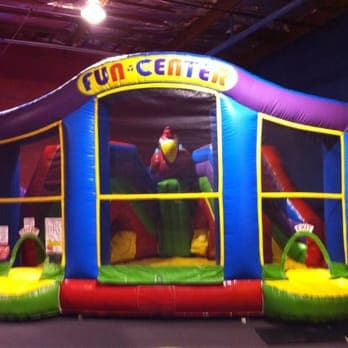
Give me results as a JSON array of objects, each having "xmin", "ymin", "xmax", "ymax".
[{"xmin": 60, "ymin": 279, "xmax": 262, "ymax": 317}]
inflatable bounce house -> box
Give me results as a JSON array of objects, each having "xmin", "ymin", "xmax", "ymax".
[{"xmin": 0, "ymin": 52, "xmax": 348, "ymax": 321}]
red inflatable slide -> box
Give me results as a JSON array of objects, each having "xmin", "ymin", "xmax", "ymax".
[{"xmin": 262, "ymin": 145, "xmax": 325, "ymax": 267}]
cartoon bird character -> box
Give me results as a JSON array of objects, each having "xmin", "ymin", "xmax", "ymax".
[
  {"xmin": 157, "ymin": 125, "xmax": 179, "ymax": 164},
  {"xmin": 150, "ymin": 126, "xmax": 196, "ymax": 190}
]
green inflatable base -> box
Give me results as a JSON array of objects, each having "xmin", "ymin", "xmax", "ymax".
[
  {"xmin": 0, "ymin": 281, "xmax": 60, "ymax": 321},
  {"xmin": 98, "ymin": 265, "xmax": 223, "ymax": 285},
  {"xmin": 263, "ymin": 282, "xmax": 348, "ymax": 323}
]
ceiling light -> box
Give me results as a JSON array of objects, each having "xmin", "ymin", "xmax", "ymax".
[{"xmin": 81, "ymin": 0, "xmax": 106, "ymax": 25}]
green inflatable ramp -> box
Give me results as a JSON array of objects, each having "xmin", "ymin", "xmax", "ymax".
[{"xmin": 158, "ymin": 178, "xmax": 193, "ymax": 257}]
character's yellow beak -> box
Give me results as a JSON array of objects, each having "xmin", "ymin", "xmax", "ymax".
[{"xmin": 160, "ymin": 139, "xmax": 178, "ymax": 163}]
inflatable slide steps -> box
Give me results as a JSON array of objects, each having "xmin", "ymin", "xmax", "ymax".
[
  {"xmin": 110, "ymin": 178, "xmax": 158, "ymax": 236},
  {"xmin": 107, "ymin": 142, "xmax": 160, "ymax": 263},
  {"xmin": 109, "ymin": 182, "xmax": 158, "ymax": 263},
  {"xmin": 191, "ymin": 144, "xmax": 217, "ymax": 259},
  {"xmin": 109, "ymin": 141, "xmax": 157, "ymax": 194},
  {"xmin": 192, "ymin": 144, "xmax": 215, "ymax": 190}
]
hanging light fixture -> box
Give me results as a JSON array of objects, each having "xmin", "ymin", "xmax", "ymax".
[{"xmin": 81, "ymin": 0, "xmax": 107, "ymax": 25}]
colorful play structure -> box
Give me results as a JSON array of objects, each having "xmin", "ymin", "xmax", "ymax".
[{"xmin": 0, "ymin": 52, "xmax": 348, "ymax": 321}]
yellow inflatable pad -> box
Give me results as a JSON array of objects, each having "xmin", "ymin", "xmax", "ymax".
[
  {"xmin": 266, "ymin": 268, "xmax": 348, "ymax": 298},
  {"xmin": 0, "ymin": 266, "xmax": 55, "ymax": 296}
]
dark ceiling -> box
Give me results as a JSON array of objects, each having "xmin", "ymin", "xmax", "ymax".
[{"xmin": 0, "ymin": 0, "xmax": 348, "ymax": 69}]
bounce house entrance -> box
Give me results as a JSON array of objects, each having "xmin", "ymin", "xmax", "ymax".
[
  {"xmin": 260, "ymin": 118, "xmax": 345, "ymax": 266},
  {"xmin": 97, "ymin": 87, "xmax": 223, "ymax": 284}
]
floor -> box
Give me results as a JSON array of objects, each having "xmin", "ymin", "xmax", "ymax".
[{"xmin": 0, "ymin": 315, "xmax": 347, "ymax": 347}]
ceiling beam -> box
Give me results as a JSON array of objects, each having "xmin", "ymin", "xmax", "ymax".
[
  {"xmin": 207, "ymin": 0, "xmax": 308, "ymax": 56},
  {"xmin": 168, "ymin": 0, "xmax": 240, "ymax": 50},
  {"xmin": 0, "ymin": 37, "xmax": 112, "ymax": 56}
]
